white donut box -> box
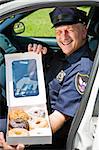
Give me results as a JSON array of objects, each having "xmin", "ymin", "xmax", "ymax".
[{"xmin": 5, "ymin": 52, "xmax": 52, "ymax": 145}]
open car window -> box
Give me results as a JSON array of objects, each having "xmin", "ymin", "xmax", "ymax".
[
  {"xmin": 15, "ymin": 7, "xmax": 90, "ymax": 37},
  {"xmin": 18, "ymin": 8, "xmax": 55, "ymax": 37}
]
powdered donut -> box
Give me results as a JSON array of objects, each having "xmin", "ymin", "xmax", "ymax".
[
  {"xmin": 8, "ymin": 128, "xmax": 29, "ymax": 136},
  {"xmin": 33, "ymin": 109, "xmax": 45, "ymax": 118},
  {"xmin": 28, "ymin": 108, "xmax": 45, "ymax": 119}
]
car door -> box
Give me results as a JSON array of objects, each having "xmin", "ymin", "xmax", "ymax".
[{"xmin": 66, "ymin": 9, "xmax": 99, "ymax": 149}]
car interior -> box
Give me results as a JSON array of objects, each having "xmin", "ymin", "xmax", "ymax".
[{"xmin": 0, "ymin": 4, "xmax": 99, "ymax": 150}]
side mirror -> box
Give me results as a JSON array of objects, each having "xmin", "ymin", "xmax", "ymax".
[{"xmin": 13, "ymin": 22, "xmax": 25, "ymax": 34}]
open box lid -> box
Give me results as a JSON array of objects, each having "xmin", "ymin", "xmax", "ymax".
[{"xmin": 5, "ymin": 52, "xmax": 47, "ymax": 107}]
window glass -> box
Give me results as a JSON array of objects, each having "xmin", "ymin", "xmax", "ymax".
[
  {"xmin": 18, "ymin": 7, "xmax": 90, "ymax": 37},
  {"xmin": 19, "ymin": 8, "xmax": 55, "ymax": 37}
]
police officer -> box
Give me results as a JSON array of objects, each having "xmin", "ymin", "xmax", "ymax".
[
  {"xmin": 0, "ymin": 7, "xmax": 93, "ymax": 149},
  {"xmin": 28, "ymin": 7, "xmax": 93, "ymax": 130},
  {"xmin": 28, "ymin": 7, "xmax": 93, "ymax": 147}
]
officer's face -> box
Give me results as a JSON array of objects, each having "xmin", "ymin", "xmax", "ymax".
[{"xmin": 55, "ymin": 23, "xmax": 87, "ymax": 56}]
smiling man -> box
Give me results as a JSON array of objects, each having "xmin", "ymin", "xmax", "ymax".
[
  {"xmin": 0, "ymin": 7, "xmax": 94, "ymax": 149},
  {"xmin": 50, "ymin": 7, "xmax": 88, "ymax": 56},
  {"xmin": 28, "ymin": 7, "xmax": 93, "ymax": 147}
]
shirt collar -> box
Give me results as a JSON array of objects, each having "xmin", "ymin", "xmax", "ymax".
[{"xmin": 65, "ymin": 43, "xmax": 89, "ymax": 64}]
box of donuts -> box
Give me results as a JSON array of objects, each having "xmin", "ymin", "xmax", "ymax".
[{"xmin": 5, "ymin": 52, "xmax": 52, "ymax": 145}]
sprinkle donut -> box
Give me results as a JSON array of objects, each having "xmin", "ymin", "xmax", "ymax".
[{"xmin": 9, "ymin": 108, "xmax": 29, "ymax": 121}]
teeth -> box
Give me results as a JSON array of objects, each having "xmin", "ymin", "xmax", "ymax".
[
  {"xmin": 63, "ymin": 40, "xmax": 72, "ymax": 45},
  {"xmin": 64, "ymin": 42, "xmax": 70, "ymax": 45}
]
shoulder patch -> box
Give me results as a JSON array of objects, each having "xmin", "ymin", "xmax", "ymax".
[{"xmin": 75, "ymin": 72, "xmax": 89, "ymax": 95}]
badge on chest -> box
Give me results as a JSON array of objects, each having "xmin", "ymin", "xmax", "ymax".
[{"xmin": 56, "ymin": 70, "xmax": 66, "ymax": 82}]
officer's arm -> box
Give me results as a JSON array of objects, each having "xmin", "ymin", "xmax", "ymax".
[{"xmin": 49, "ymin": 110, "xmax": 70, "ymax": 134}]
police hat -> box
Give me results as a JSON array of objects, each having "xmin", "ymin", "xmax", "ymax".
[{"xmin": 49, "ymin": 7, "xmax": 87, "ymax": 27}]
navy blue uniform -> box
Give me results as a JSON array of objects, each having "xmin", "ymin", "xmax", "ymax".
[
  {"xmin": 0, "ymin": 42, "xmax": 93, "ymax": 147},
  {"xmin": 46, "ymin": 42, "xmax": 93, "ymax": 117}
]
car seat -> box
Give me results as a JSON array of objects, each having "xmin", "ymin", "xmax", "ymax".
[{"xmin": 0, "ymin": 33, "xmax": 17, "ymax": 117}]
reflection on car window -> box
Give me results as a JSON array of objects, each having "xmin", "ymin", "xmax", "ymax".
[
  {"xmin": 0, "ymin": 20, "xmax": 5, "ymax": 24},
  {"xmin": 0, "ymin": 16, "xmax": 15, "ymax": 24}
]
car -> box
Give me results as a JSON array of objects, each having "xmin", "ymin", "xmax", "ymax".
[{"xmin": 0, "ymin": 0, "xmax": 99, "ymax": 149}]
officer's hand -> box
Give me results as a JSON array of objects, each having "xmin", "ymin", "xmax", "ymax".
[
  {"xmin": 0, "ymin": 132, "xmax": 25, "ymax": 150},
  {"xmin": 28, "ymin": 43, "xmax": 47, "ymax": 54}
]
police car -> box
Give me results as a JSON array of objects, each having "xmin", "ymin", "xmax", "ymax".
[{"xmin": 0, "ymin": 0, "xmax": 99, "ymax": 150}]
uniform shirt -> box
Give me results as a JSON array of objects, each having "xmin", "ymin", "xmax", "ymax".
[{"xmin": 47, "ymin": 43, "xmax": 93, "ymax": 117}]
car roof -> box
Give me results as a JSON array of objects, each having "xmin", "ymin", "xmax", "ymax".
[
  {"xmin": 0, "ymin": 0, "xmax": 97, "ymax": 20},
  {"xmin": 0, "ymin": 0, "xmax": 14, "ymax": 5}
]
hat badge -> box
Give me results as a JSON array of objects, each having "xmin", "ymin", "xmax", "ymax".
[
  {"xmin": 79, "ymin": 18, "xmax": 82, "ymax": 22},
  {"xmin": 56, "ymin": 70, "xmax": 66, "ymax": 82}
]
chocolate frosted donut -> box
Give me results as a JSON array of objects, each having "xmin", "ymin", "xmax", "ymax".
[{"xmin": 9, "ymin": 118, "xmax": 29, "ymax": 130}]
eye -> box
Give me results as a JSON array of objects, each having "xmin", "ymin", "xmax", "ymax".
[
  {"xmin": 56, "ymin": 30, "xmax": 61, "ymax": 36},
  {"xmin": 67, "ymin": 25, "xmax": 75, "ymax": 32},
  {"xmin": 68, "ymin": 28, "xmax": 74, "ymax": 32}
]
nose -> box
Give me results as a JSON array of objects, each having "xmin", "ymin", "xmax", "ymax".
[
  {"xmin": 63, "ymin": 30, "xmax": 68, "ymax": 35},
  {"xmin": 62, "ymin": 30, "xmax": 69, "ymax": 40}
]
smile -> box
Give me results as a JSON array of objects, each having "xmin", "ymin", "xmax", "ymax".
[{"xmin": 62, "ymin": 40, "xmax": 73, "ymax": 45}]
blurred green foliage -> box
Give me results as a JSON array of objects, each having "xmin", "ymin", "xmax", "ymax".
[{"xmin": 20, "ymin": 8, "xmax": 55, "ymax": 37}]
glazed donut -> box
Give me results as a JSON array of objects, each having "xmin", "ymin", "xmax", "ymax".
[
  {"xmin": 8, "ymin": 128, "xmax": 29, "ymax": 136},
  {"xmin": 9, "ymin": 108, "xmax": 29, "ymax": 121},
  {"xmin": 9, "ymin": 118, "xmax": 29, "ymax": 130},
  {"xmin": 34, "ymin": 117, "xmax": 49, "ymax": 128}
]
